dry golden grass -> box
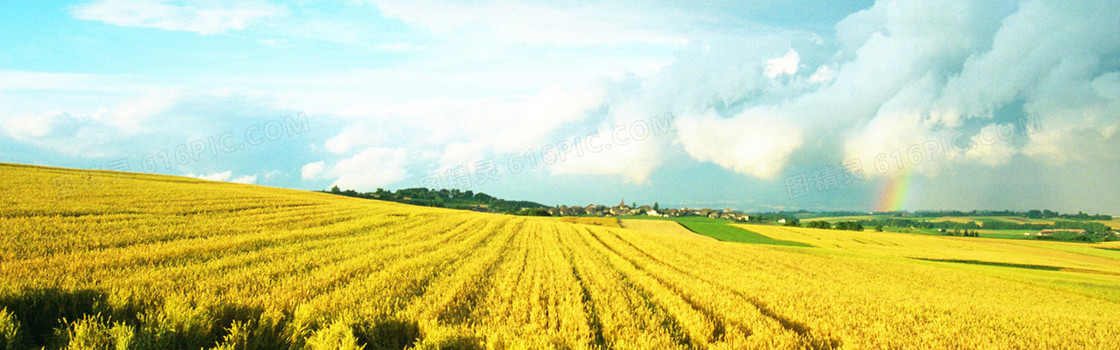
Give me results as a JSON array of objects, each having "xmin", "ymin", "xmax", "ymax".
[
  {"xmin": 926, "ymin": 217, "xmax": 977, "ymax": 224},
  {"xmin": 559, "ymin": 216, "xmax": 621, "ymax": 228},
  {"xmin": 1095, "ymin": 219, "xmax": 1120, "ymax": 229},
  {"xmin": 619, "ymin": 219, "xmax": 711, "ymax": 240}
]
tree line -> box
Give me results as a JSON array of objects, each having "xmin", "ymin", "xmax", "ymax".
[
  {"xmin": 804, "ymin": 221, "xmax": 865, "ymax": 231},
  {"xmin": 324, "ymin": 186, "xmax": 548, "ymax": 215},
  {"xmin": 908, "ymin": 209, "xmax": 1111, "ymax": 221}
]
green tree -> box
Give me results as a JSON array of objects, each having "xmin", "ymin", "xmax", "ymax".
[
  {"xmin": 515, "ymin": 208, "xmax": 552, "ymax": 216},
  {"xmin": 807, "ymin": 221, "xmax": 830, "ymax": 229},
  {"xmin": 653, "ymin": 202, "xmax": 659, "ymax": 211},
  {"xmin": 330, "ymin": 185, "xmax": 341, "ymax": 194}
]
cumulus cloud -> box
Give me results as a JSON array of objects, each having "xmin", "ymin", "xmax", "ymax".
[
  {"xmin": 189, "ymin": 170, "xmax": 233, "ymax": 181},
  {"xmin": 71, "ymin": 0, "xmax": 287, "ymax": 34},
  {"xmin": 329, "ymin": 147, "xmax": 410, "ymax": 191},
  {"xmin": 2, "ymin": 111, "xmax": 121, "ymax": 157},
  {"xmin": 186, "ymin": 171, "xmax": 256, "ymax": 184},
  {"xmin": 4, "ymin": 112, "xmax": 63, "ymax": 140},
  {"xmin": 547, "ymin": 114, "xmax": 675, "ymax": 184},
  {"xmin": 2, "ymin": 90, "xmax": 177, "ymax": 142},
  {"xmin": 677, "ymin": 110, "xmax": 803, "ymax": 180},
  {"xmin": 764, "ymin": 49, "xmax": 800, "ymax": 78},
  {"xmin": 523, "ymin": 0, "xmax": 1120, "ymax": 214},
  {"xmin": 845, "ymin": 0, "xmax": 1117, "ymax": 173},
  {"xmin": 230, "ymin": 174, "xmax": 258, "ymax": 184},
  {"xmin": 1, "ymin": 90, "xmax": 301, "ymax": 158},
  {"xmin": 322, "ymin": 87, "xmax": 605, "ymax": 175},
  {"xmin": 300, "ymin": 161, "xmax": 324, "ymax": 179},
  {"xmin": 636, "ymin": 0, "xmax": 1120, "ymax": 184},
  {"xmin": 808, "ymin": 65, "xmax": 836, "ymax": 83},
  {"xmin": 532, "ymin": 35, "xmax": 816, "ymax": 182},
  {"xmin": 964, "ymin": 128, "xmax": 1017, "ymax": 166}
]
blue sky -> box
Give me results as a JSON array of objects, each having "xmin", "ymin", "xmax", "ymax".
[{"xmin": 2, "ymin": 0, "xmax": 1119, "ymax": 214}]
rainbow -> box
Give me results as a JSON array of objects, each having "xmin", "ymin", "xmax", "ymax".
[{"xmin": 874, "ymin": 168, "xmax": 914, "ymax": 212}]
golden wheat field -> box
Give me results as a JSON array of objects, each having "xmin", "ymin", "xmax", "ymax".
[
  {"xmin": 618, "ymin": 220, "xmax": 712, "ymax": 241},
  {"xmin": 2, "ymin": 163, "xmax": 1120, "ymax": 349}
]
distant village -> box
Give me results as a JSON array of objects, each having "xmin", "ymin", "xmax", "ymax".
[
  {"xmin": 547, "ymin": 200, "xmax": 753, "ymax": 222},
  {"xmin": 322, "ymin": 187, "xmax": 1118, "ymax": 241}
]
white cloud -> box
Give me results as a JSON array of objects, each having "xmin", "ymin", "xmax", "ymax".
[
  {"xmin": 641, "ymin": 0, "xmax": 1120, "ymax": 185},
  {"xmin": 438, "ymin": 142, "xmax": 489, "ymax": 171},
  {"xmin": 764, "ymin": 49, "xmax": 800, "ymax": 78},
  {"xmin": 446, "ymin": 87, "xmax": 604, "ymax": 165},
  {"xmin": 230, "ymin": 174, "xmax": 257, "ymax": 184},
  {"xmin": 329, "ymin": 147, "xmax": 410, "ymax": 191},
  {"xmin": 2, "ymin": 111, "xmax": 120, "ymax": 157},
  {"xmin": 323, "ymin": 127, "xmax": 374, "ymax": 154},
  {"xmin": 676, "ymin": 109, "xmax": 803, "ymax": 180},
  {"xmin": 3, "ymin": 111, "xmax": 63, "ymax": 140},
  {"xmin": 808, "ymin": 65, "xmax": 836, "ymax": 83},
  {"xmin": 71, "ymin": 0, "xmax": 287, "ymax": 34},
  {"xmin": 95, "ymin": 90, "xmax": 180, "ymax": 132},
  {"xmin": 1022, "ymin": 129, "xmax": 1080, "ymax": 164},
  {"xmin": 931, "ymin": 0, "xmax": 1118, "ymax": 126},
  {"xmin": 187, "ymin": 171, "xmax": 257, "ymax": 184},
  {"xmin": 533, "ymin": 35, "xmax": 812, "ymax": 182},
  {"xmin": 189, "ymin": 170, "xmax": 232, "ymax": 181},
  {"xmin": 300, "ymin": 161, "xmax": 324, "ymax": 179},
  {"xmin": 547, "ymin": 117, "xmax": 672, "ymax": 184},
  {"xmin": 964, "ymin": 125, "xmax": 1017, "ymax": 166},
  {"xmin": 322, "ymin": 86, "xmax": 605, "ymax": 173}
]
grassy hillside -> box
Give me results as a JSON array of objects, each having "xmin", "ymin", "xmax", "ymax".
[{"xmin": 2, "ymin": 163, "xmax": 1120, "ymax": 349}]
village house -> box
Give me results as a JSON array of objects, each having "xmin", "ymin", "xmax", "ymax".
[
  {"xmin": 584, "ymin": 204, "xmax": 603, "ymax": 216},
  {"xmin": 547, "ymin": 202, "xmax": 747, "ymax": 221}
]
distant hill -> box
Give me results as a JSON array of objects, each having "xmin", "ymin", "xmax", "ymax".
[{"xmin": 322, "ymin": 186, "xmax": 549, "ymax": 214}]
